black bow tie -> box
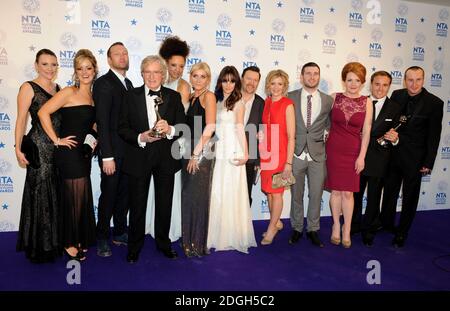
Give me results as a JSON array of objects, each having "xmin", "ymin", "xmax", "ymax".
[
  {"xmin": 373, "ymin": 100, "xmax": 378, "ymax": 105},
  {"xmin": 148, "ymin": 89, "xmax": 160, "ymax": 96}
]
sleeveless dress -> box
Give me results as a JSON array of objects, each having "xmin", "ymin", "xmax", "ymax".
[
  {"xmin": 145, "ymin": 80, "xmax": 182, "ymax": 242},
  {"xmin": 16, "ymin": 81, "xmax": 61, "ymax": 263},
  {"xmin": 207, "ymin": 99, "xmax": 257, "ymax": 254},
  {"xmin": 181, "ymin": 96, "xmax": 213, "ymax": 257},
  {"xmin": 325, "ymin": 93, "xmax": 367, "ymax": 192},
  {"xmin": 259, "ymin": 96, "xmax": 294, "ymax": 194},
  {"xmin": 56, "ymin": 105, "xmax": 96, "ymax": 249}
]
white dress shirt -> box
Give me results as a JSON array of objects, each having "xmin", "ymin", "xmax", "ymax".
[
  {"xmin": 243, "ymin": 94, "xmax": 255, "ymax": 125},
  {"xmin": 370, "ymin": 95, "xmax": 386, "ymax": 120}
]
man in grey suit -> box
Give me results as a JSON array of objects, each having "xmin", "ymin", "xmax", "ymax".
[
  {"xmin": 287, "ymin": 62, "xmax": 333, "ymax": 247},
  {"xmin": 241, "ymin": 66, "xmax": 265, "ymax": 207}
]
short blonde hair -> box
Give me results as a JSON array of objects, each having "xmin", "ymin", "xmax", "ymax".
[
  {"xmin": 72, "ymin": 49, "xmax": 98, "ymax": 88},
  {"xmin": 140, "ymin": 55, "xmax": 167, "ymax": 82},
  {"xmin": 264, "ymin": 69, "xmax": 289, "ymax": 96},
  {"xmin": 190, "ymin": 62, "xmax": 211, "ymax": 84}
]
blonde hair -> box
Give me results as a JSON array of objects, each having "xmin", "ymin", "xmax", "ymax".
[
  {"xmin": 140, "ymin": 55, "xmax": 168, "ymax": 83},
  {"xmin": 72, "ymin": 49, "xmax": 98, "ymax": 88},
  {"xmin": 264, "ymin": 69, "xmax": 289, "ymax": 96}
]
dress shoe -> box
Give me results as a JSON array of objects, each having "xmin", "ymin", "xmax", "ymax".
[
  {"xmin": 112, "ymin": 233, "xmax": 128, "ymax": 246},
  {"xmin": 306, "ymin": 231, "xmax": 324, "ymax": 248},
  {"xmin": 158, "ymin": 247, "xmax": 178, "ymax": 259},
  {"xmin": 126, "ymin": 251, "xmax": 139, "ymax": 263},
  {"xmin": 97, "ymin": 239, "xmax": 112, "ymax": 257},
  {"xmin": 362, "ymin": 235, "xmax": 374, "ymax": 247},
  {"xmin": 392, "ymin": 234, "xmax": 406, "ymax": 248},
  {"xmin": 288, "ymin": 230, "xmax": 303, "ymax": 245}
]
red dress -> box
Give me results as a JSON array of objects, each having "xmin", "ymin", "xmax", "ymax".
[
  {"xmin": 325, "ymin": 93, "xmax": 367, "ymax": 192},
  {"xmin": 259, "ymin": 96, "xmax": 293, "ymax": 194}
]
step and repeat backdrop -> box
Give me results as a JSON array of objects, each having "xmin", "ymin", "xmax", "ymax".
[{"xmin": 0, "ymin": 0, "xmax": 449, "ymax": 231}]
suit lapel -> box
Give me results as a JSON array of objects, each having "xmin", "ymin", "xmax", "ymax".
[
  {"xmin": 295, "ymin": 89, "xmax": 306, "ymax": 129},
  {"xmin": 246, "ymin": 96, "xmax": 258, "ymax": 125},
  {"xmin": 372, "ymin": 98, "xmax": 389, "ymax": 131},
  {"xmin": 136, "ymin": 86, "xmax": 150, "ymax": 130},
  {"xmin": 107, "ymin": 69, "xmax": 127, "ymax": 91}
]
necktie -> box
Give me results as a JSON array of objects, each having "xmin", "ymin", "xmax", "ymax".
[
  {"xmin": 306, "ymin": 95, "xmax": 312, "ymax": 128},
  {"xmin": 372, "ymin": 100, "xmax": 378, "ymax": 122},
  {"xmin": 124, "ymin": 77, "xmax": 133, "ymax": 90}
]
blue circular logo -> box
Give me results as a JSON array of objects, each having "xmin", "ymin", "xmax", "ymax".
[
  {"xmin": 189, "ymin": 41, "xmax": 203, "ymax": 56},
  {"xmin": 22, "ymin": 0, "xmax": 40, "ymax": 14},
  {"xmin": 60, "ymin": 32, "xmax": 77, "ymax": 49},
  {"xmin": 324, "ymin": 23, "xmax": 337, "ymax": 37},
  {"xmin": 433, "ymin": 59, "xmax": 444, "ymax": 72},
  {"xmin": 272, "ymin": 19, "xmax": 285, "ymax": 33},
  {"xmin": 371, "ymin": 28, "xmax": 383, "ymax": 41},
  {"xmin": 392, "ymin": 56, "xmax": 403, "ymax": 69},
  {"xmin": 24, "ymin": 63, "xmax": 37, "ymax": 80},
  {"xmin": 444, "ymin": 134, "xmax": 450, "ymax": 145},
  {"xmin": 297, "ymin": 49, "xmax": 311, "ymax": 62},
  {"xmin": 397, "ymin": 3, "xmax": 408, "ymax": 17},
  {"xmin": 438, "ymin": 181, "xmax": 448, "ymax": 192},
  {"xmin": 439, "ymin": 8, "xmax": 449, "ymax": 21},
  {"xmin": 217, "ymin": 14, "xmax": 232, "ymax": 29},
  {"xmin": 415, "ymin": 33, "xmax": 426, "ymax": 45},
  {"xmin": 157, "ymin": 8, "xmax": 172, "ymax": 24},
  {"xmin": 244, "ymin": 45, "xmax": 258, "ymax": 59},
  {"xmin": 0, "ymin": 221, "xmax": 15, "ymax": 232},
  {"xmin": 346, "ymin": 53, "xmax": 359, "ymax": 62},
  {"xmin": 319, "ymin": 79, "xmax": 332, "ymax": 94},
  {"xmin": 126, "ymin": 37, "xmax": 142, "ymax": 52},
  {"xmin": 302, "ymin": 0, "xmax": 315, "ymax": 5},
  {"xmin": 0, "ymin": 96, "xmax": 9, "ymax": 110},
  {"xmin": 92, "ymin": 1, "xmax": 110, "ymax": 18},
  {"xmin": 0, "ymin": 159, "xmax": 12, "ymax": 175},
  {"xmin": 351, "ymin": 0, "xmax": 363, "ymax": 11},
  {"xmin": 0, "ymin": 30, "xmax": 6, "ymax": 45}
]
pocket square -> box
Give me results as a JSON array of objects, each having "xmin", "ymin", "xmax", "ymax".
[{"xmin": 385, "ymin": 119, "xmax": 392, "ymax": 121}]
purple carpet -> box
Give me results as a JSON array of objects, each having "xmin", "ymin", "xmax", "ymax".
[{"xmin": 1, "ymin": 210, "xmax": 449, "ymax": 291}]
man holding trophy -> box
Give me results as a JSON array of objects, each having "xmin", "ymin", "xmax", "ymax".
[
  {"xmin": 118, "ymin": 55, "xmax": 185, "ymax": 263},
  {"xmin": 381, "ymin": 66, "xmax": 444, "ymax": 248},
  {"xmin": 352, "ymin": 71, "xmax": 403, "ymax": 247}
]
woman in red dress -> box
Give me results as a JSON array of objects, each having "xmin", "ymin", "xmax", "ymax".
[
  {"xmin": 325, "ymin": 62, "xmax": 372, "ymax": 248},
  {"xmin": 259, "ymin": 70, "xmax": 295, "ymax": 245}
]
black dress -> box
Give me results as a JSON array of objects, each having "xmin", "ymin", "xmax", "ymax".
[
  {"xmin": 16, "ymin": 81, "xmax": 61, "ymax": 263},
  {"xmin": 181, "ymin": 96, "xmax": 213, "ymax": 257},
  {"xmin": 55, "ymin": 105, "xmax": 96, "ymax": 249}
]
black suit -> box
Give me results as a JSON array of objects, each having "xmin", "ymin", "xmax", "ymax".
[
  {"xmin": 244, "ymin": 94, "xmax": 265, "ymax": 206},
  {"xmin": 352, "ymin": 97, "xmax": 402, "ymax": 239},
  {"xmin": 381, "ymin": 88, "xmax": 443, "ymax": 238},
  {"xmin": 93, "ymin": 70, "xmax": 133, "ymax": 240},
  {"xmin": 118, "ymin": 85, "xmax": 185, "ymax": 254}
]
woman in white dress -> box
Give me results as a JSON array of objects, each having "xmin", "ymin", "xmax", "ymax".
[
  {"xmin": 145, "ymin": 36, "xmax": 190, "ymax": 241},
  {"xmin": 207, "ymin": 66, "xmax": 257, "ymax": 254}
]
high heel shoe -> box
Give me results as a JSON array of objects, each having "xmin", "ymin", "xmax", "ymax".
[
  {"xmin": 330, "ymin": 236, "xmax": 341, "ymax": 245},
  {"xmin": 261, "ymin": 229, "xmax": 278, "ymax": 245},
  {"xmin": 342, "ymin": 239, "xmax": 352, "ymax": 248},
  {"xmin": 262, "ymin": 221, "xmax": 284, "ymax": 237}
]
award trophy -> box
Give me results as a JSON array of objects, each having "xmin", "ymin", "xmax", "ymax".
[
  {"xmin": 377, "ymin": 115, "xmax": 409, "ymax": 148},
  {"xmin": 149, "ymin": 95, "xmax": 166, "ymax": 138}
]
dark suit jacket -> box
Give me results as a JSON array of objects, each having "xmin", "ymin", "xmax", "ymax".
[
  {"xmin": 245, "ymin": 94, "xmax": 264, "ymax": 165},
  {"xmin": 93, "ymin": 69, "xmax": 130, "ymax": 159},
  {"xmin": 118, "ymin": 85, "xmax": 186, "ymax": 177},
  {"xmin": 362, "ymin": 97, "xmax": 402, "ymax": 177},
  {"xmin": 391, "ymin": 88, "xmax": 444, "ymax": 171}
]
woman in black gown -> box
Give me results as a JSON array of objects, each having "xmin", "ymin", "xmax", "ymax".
[
  {"xmin": 38, "ymin": 49, "xmax": 98, "ymax": 261},
  {"xmin": 15, "ymin": 49, "xmax": 61, "ymax": 263},
  {"xmin": 181, "ymin": 62, "xmax": 216, "ymax": 257}
]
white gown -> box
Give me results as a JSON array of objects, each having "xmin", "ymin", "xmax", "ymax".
[
  {"xmin": 207, "ymin": 100, "xmax": 257, "ymax": 253},
  {"xmin": 145, "ymin": 79, "xmax": 183, "ymax": 242}
]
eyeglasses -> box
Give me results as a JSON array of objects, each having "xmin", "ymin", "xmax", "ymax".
[{"xmin": 143, "ymin": 70, "xmax": 163, "ymax": 76}]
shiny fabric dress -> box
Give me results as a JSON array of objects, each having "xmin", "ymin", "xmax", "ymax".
[
  {"xmin": 325, "ymin": 93, "xmax": 367, "ymax": 192},
  {"xmin": 16, "ymin": 81, "xmax": 61, "ymax": 263}
]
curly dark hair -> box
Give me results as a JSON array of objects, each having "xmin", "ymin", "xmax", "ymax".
[
  {"xmin": 158, "ymin": 36, "xmax": 190, "ymax": 61},
  {"xmin": 214, "ymin": 66, "xmax": 242, "ymax": 111}
]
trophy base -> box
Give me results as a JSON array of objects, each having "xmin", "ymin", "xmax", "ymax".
[{"xmin": 149, "ymin": 129, "xmax": 166, "ymax": 139}]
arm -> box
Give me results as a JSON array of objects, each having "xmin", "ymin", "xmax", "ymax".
[
  {"xmin": 422, "ymin": 98, "xmax": 444, "ymax": 172},
  {"xmin": 282, "ymin": 104, "xmax": 296, "ymax": 178},
  {"xmin": 178, "ymin": 79, "xmax": 191, "ymax": 112},
  {"xmin": 37, "ymin": 87, "xmax": 77, "ymax": 149},
  {"xmin": 187, "ymin": 92, "xmax": 217, "ymax": 174},
  {"xmin": 93, "ymin": 79, "xmax": 115, "ymax": 159},
  {"xmin": 234, "ymin": 101, "xmax": 249, "ymax": 166},
  {"xmin": 355, "ymin": 98, "xmax": 373, "ymax": 174},
  {"xmin": 14, "ymin": 83, "xmax": 33, "ymax": 166}
]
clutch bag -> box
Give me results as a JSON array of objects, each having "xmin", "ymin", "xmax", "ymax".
[
  {"xmin": 272, "ymin": 171, "xmax": 296, "ymax": 189},
  {"xmin": 21, "ymin": 134, "xmax": 40, "ymax": 169}
]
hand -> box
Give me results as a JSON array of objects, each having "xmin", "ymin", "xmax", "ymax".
[
  {"xmin": 155, "ymin": 119, "xmax": 170, "ymax": 134},
  {"xmin": 419, "ymin": 167, "xmax": 431, "ymax": 175},
  {"xmin": 231, "ymin": 153, "xmax": 248, "ymax": 166},
  {"xmin": 187, "ymin": 158, "xmax": 199, "ymax": 175},
  {"xmin": 102, "ymin": 159, "xmax": 116, "ymax": 176},
  {"xmin": 281, "ymin": 164, "xmax": 292, "ymax": 179},
  {"xmin": 355, "ymin": 156, "xmax": 365, "ymax": 174},
  {"xmin": 58, "ymin": 136, "xmax": 78, "ymax": 149},
  {"xmin": 383, "ymin": 129, "xmax": 399, "ymax": 143},
  {"xmin": 15, "ymin": 149, "xmax": 29, "ymax": 167},
  {"xmin": 140, "ymin": 130, "xmax": 162, "ymax": 143}
]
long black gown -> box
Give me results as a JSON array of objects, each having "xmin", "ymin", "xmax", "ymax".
[{"xmin": 16, "ymin": 81, "xmax": 61, "ymax": 263}]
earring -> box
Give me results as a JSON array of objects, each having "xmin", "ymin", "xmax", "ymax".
[{"xmin": 74, "ymin": 77, "xmax": 80, "ymax": 88}]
